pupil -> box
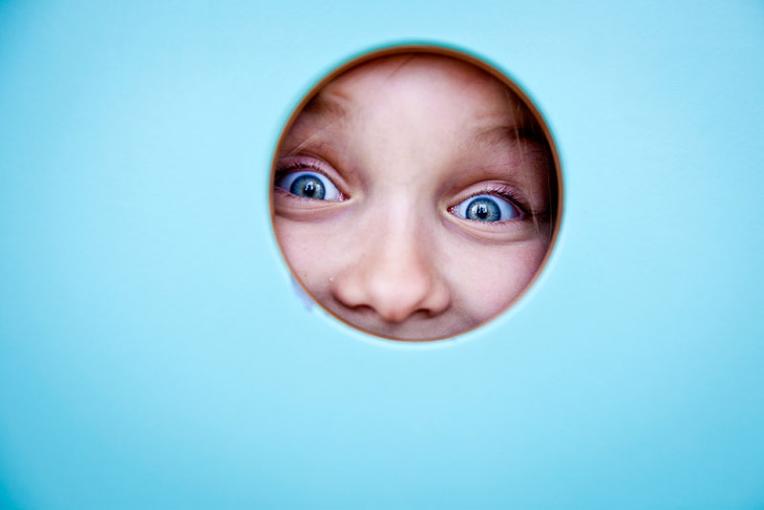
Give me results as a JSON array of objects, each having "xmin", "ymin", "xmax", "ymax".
[
  {"xmin": 290, "ymin": 174, "xmax": 326, "ymax": 200},
  {"xmin": 466, "ymin": 197, "xmax": 501, "ymax": 222}
]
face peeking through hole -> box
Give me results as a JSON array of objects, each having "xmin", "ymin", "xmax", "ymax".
[{"xmin": 272, "ymin": 52, "xmax": 559, "ymax": 341}]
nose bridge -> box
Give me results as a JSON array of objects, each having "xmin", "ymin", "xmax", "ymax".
[{"xmin": 369, "ymin": 197, "xmax": 427, "ymax": 270}]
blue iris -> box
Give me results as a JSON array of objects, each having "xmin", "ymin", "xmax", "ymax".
[
  {"xmin": 289, "ymin": 174, "xmax": 326, "ymax": 199},
  {"xmin": 465, "ymin": 196, "xmax": 502, "ymax": 222}
]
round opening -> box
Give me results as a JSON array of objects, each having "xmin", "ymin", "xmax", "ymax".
[{"xmin": 270, "ymin": 45, "xmax": 562, "ymax": 342}]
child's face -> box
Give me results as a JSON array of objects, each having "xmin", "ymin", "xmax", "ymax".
[{"xmin": 272, "ymin": 54, "xmax": 557, "ymax": 341}]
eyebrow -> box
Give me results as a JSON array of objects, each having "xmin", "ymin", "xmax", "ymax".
[
  {"xmin": 459, "ymin": 122, "xmax": 553, "ymax": 186},
  {"xmin": 301, "ymin": 92, "xmax": 349, "ymax": 121},
  {"xmin": 472, "ymin": 121, "xmax": 543, "ymax": 148},
  {"xmin": 281, "ymin": 92, "xmax": 352, "ymax": 162}
]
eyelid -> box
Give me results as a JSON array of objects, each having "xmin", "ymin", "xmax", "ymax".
[
  {"xmin": 276, "ymin": 155, "xmax": 329, "ymax": 178},
  {"xmin": 275, "ymin": 155, "xmax": 349, "ymax": 198},
  {"xmin": 450, "ymin": 183, "xmax": 530, "ymax": 219},
  {"xmin": 450, "ymin": 194, "xmax": 522, "ymax": 224}
]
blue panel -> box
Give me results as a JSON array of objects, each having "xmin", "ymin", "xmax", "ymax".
[{"xmin": 1, "ymin": 1, "xmax": 762, "ymax": 508}]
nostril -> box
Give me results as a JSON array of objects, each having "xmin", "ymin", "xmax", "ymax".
[
  {"xmin": 346, "ymin": 303, "xmax": 375, "ymax": 316},
  {"xmin": 328, "ymin": 248, "xmax": 454, "ymax": 326}
]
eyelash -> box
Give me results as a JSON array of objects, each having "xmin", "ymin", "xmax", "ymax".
[
  {"xmin": 457, "ymin": 185, "xmax": 529, "ymax": 218},
  {"xmin": 276, "ymin": 160, "xmax": 329, "ymax": 180},
  {"xmin": 275, "ymin": 159, "xmax": 347, "ymax": 200},
  {"xmin": 274, "ymin": 158, "xmax": 531, "ymax": 220}
]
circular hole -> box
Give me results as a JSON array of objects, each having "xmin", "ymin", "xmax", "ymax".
[{"xmin": 270, "ymin": 44, "xmax": 562, "ymax": 342}]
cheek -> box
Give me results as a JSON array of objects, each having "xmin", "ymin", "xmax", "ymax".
[
  {"xmin": 444, "ymin": 238, "xmax": 548, "ymax": 321},
  {"xmin": 273, "ymin": 217, "xmax": 347, "ymax": 297}
]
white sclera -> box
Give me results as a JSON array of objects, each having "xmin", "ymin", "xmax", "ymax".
[
  {"xmin": 276, "ymin": 171, "xmax": 342, "ymax": 201},
  {"xmin": 452, "ymin": 194, "xmax": 521, "ymax": 222}
]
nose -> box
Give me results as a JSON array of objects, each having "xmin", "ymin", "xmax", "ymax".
[{"xmin": 330, "ymin": 214, "xmax": 451, "ymax": 324}]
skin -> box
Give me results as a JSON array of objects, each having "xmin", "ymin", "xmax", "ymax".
[{"xmin": 272, "ymin": 54, "xmax": 556, "ymax": 341}]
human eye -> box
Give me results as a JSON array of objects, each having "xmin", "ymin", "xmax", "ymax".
[
  {"xmin": 450, "ymin": 190, "xmax": 523, "ymax": 223},
  {"xmin": 275, "ymin": 159, "xmax": 343, "ymax": 202}
]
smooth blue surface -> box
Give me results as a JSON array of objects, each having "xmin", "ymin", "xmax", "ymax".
[{"xmin": 1, "ymin": 1, "xmax": 763, "ymax": 508}]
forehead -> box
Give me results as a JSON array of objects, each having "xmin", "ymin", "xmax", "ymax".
[
  {"xmin": 331, "ymin": 55, "xmax": 499, "ymax": 92},
  {"xmin": 313, "ymin": 54, "xmax": 530, "ymax": 125}
]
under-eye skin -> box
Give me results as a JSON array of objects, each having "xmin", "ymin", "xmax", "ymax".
[
  {"xmin": 275, "ymin": 160, "xmax": 344, "ymax": 202},
  {"xmin": 450, "ymin": 191, "xmax": 524, "ymax": 223}
]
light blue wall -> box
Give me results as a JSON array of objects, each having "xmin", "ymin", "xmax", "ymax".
[{"xmin": 1, "ymin": 1, "xmax": 762, "ymax": 508}]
